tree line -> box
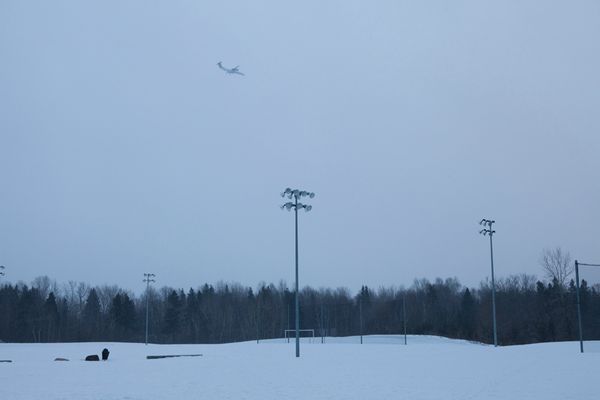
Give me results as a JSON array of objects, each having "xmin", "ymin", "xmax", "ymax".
[{"xmin": 1, "ymin": 272, "xmax": 599, "ymax": 345}]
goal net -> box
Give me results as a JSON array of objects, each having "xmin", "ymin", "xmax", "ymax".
[{"xmin": 284, "ymin": 329, "xmax": 315, "ymax": 343}]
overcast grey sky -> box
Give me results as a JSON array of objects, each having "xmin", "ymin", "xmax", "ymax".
[{"xmin": 1, "ymin": 1, "xmax": 599, "ymax": 292}]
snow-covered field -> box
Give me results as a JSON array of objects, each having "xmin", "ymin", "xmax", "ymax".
[{"xmin": 0, "ymin": 335, "xmax": 597, "ymax": 400}]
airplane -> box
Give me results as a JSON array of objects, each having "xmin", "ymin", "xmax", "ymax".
[{"xmin": 217, "ymin": 61, "xmax": 245, "ymax": 76}]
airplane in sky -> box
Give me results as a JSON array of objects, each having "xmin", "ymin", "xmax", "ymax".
[{"xmin": 217, "ymin": 62, "xmax": 245, "ymax": 76}]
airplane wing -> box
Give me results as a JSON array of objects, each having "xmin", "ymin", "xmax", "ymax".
[{"xmin": 233, "ymin": 70, "xmax": 245, "ymax": 76}]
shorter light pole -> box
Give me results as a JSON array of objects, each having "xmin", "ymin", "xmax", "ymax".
[
  {"xmin": 479, "ymin": 218, "xmax": 498, "ymax": 347},
  {"xmin": 143, "ymin": 273, "xmax": 156, "ymax": 345}
]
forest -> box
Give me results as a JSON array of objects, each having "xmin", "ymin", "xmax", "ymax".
[{"xmin": 1, "ymin": 272, "xmax": 599, "ymax": 345}]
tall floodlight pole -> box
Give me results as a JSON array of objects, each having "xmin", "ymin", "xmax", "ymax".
[
  {"xmin": 479, "ymin": 219, "xmax": 498, "ymax": 347},
  {"xmin": 143, "ymin": 273, "xmax": 156, "ymax": 345},
  {"xmin": 281, "ymin": 188, "xmax": 315, "ymax": 358},
  {"xmin": 574, "ymin": 260, "xmax": 600, "ymax": 353}
]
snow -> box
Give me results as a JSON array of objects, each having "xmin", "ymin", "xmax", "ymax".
[{"xmin": 0, "ymin": 336, "xmax": 597, "ymax": 399}]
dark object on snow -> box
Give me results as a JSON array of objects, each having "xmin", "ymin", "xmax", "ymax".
[
  {"xmin": 102, "ymin": 348, "xmax": 110, "ymax": 361},
  {"xmin": 0, "ymin": 360, "xmax": 12, "ymax": 363},
  {"xmin": 54, "ymin": 358, "xmax": 69, "ymax": 361},
  {"xmin": 146, "ymin": 354, "xmax": 202, "ymax": 360},
  {"xmin": 85, "ymin": 354, "xmax": 100, "ymax": 361}
]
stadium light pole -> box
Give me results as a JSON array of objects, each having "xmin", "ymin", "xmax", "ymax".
[
  {"xmin": 574, "ymin": 260, "xmax": 600, "ymax": 353},
  {"xmin": 479, "ymin": 219, "xmax": 498, "ymax": 347},
  {"xmin": 0, "ymin": 266, "xmax": 5, "ymax": 285},
  {"xmin": 281, "ymin": 187, "xmax": 315, "ymax": 358},
  {"xmin": 143, "ymin": 273, "xmax": 156, "ymax": 345}
]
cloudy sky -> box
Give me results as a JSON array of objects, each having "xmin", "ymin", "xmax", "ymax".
[{"xmin": 1, "ymin": 0, "xmax": 599, "ymax": 292}]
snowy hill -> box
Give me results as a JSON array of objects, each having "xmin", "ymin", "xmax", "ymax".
[{"xmin": 1, "ymin": 336, "xmax": 597, "ymax": 399}]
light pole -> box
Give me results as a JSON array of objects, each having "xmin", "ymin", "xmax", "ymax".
[
  {"xmin": 479, "ymin": 219, "xmax": 498, "ymax": 347},
  {"xmin": 281, "ymin": 187, "xmax": 314, "ymax": 358},
  {"xmin": 143, "ymin": 273, "xmax": 156, "ymax": 345}
]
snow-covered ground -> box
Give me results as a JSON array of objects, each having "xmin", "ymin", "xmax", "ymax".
[{"xmin": 0, "ymin": 335, "xmax": 597, "ymax": 399}]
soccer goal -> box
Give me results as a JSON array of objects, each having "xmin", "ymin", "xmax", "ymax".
[
  {"xmin": 284, "ymin": 329, "xmax": 315, "ymax": 343},
  {"xmin": 575, "ymin": 260, "xmax": 600, "ymax": 353}
]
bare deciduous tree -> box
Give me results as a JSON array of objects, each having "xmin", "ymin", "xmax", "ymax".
[
  {"xmin": 539, "ymin": 247, "xmax": 573, "ymax": 287},
  {"xmin": 96, "ymin": 285, "xmax": 121, "ymax": 313},
  {"xmin": 32, "ymin": 275, "xmax": 53, "ymax": 300}
]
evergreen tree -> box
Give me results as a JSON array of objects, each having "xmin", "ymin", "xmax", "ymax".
[
  {"xmin": 459, "ymin": 288, "xmax": 476, "ymax": 339},
  {"xmin": 44, "ymin": 292, "xmax": 59, "ymax": 342},
  {"xmin": 163, "ymin": 290, "xmax": 182, "ymax": 341},
  {"xmin": 82, "ymin": 288, "xmax": 101, "ymax": 340},
  {"xmin": 109, "ymin": 293, "xmax": 136, "ymax": 340}
]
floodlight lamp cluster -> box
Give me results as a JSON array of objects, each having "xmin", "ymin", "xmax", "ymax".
[
  {"xmin": 0, "ymin": 265, "xmax": 4, "ymax": 276},
  {"xmin": 479, "ymin": 218, "xmax": 495, "ymax": 236},
  {"xmin": 281, "ymin": 202, "xmax": 313, "ymax": 212},
  {"xmin": 281, "ymin": 188, "xmax": 315, "ymax": 200},
  {"xmin": 143, "ymin": 273, "xmax": 156, "ymax": 283},
  {"xmin": 280, "ymin": 188, "xmax": 315, "ymax": 212}
]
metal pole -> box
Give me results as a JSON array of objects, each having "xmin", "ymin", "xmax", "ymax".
[
  {"xmin": 489, "ymin": 231, "xmax": 498, "ymax": 347},
  {"xmin": 281, "ymin": 188, "xmax": 313, "ymax": 357},
  {"xmin": 143, "ymin": 273, "xmax": 155, "ymax": 346},
  {"xmin": 145, "ymin": 280, "xmax": 150, "ymax": 345},
  {"xmin": 321, "ymin": 303, "xmax": 324, "ymax": 344},
  {"xmin": 294, "ymin": 194, "xmax": 300, "ymax": 358},
  {"xmin": 287, "ymin": 303, "xmax": 290, "ymax": 343},
  {"xmin": 575, "ymin": 260, "xmax": 584, "ymax": 353},
  {"xmin": 403, "ymin": 295, "xmax": 407, "ymax": 345},
  {"xmin": 326, "ymin": 305, "xmax": 330, "ymax": 338},
  {"xmin": 359, "ymin": 297, "xmax": 363, "ymax": 344}
]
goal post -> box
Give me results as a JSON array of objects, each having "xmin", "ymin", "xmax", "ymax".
[
  {"xmin": 284, "ymin": 329, "xmax": 315, "ymax": 343},
  {"xmin": 575, "ymin": 260, "xmax": 600, "ymax": 353}
]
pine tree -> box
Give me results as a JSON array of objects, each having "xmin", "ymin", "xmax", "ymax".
[
  {"xmin": 44, "ymin": 292, "xmax": 59, "ymax": 342},
  {"xmin": 459, "ymin": 288, "xmax": 476, "ymax": 339},
  {"xmin": 163, "ymin": 290, "xmax": 182, "ymax": 341},
  {"xmin": 82, "ymin": 289, "xmax": 101, "ymax": 340},
  {"xmin": 108, "ymin": 293, "xmax": 136, "ymax": 340}
]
